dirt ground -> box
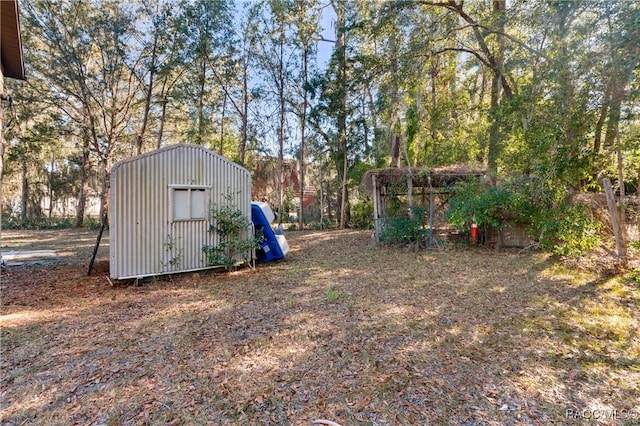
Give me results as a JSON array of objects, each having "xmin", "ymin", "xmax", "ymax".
[
  {"xmin": 0, "ymin": 228, "xmax": 110, "ymax": 269},
  {"xmin": 1, "ymin": 229, "xmax": 638, "ymax": 425}
]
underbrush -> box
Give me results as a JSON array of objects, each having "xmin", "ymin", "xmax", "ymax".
[
  {"xmin": 2, "ymin": 210, "xmax": 101, "ymax": 230},
  {"xmin": 447, "ymin": 177, "xmax": 602, "ymax": 257}
]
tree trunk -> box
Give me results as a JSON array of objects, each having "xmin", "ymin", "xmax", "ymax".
[
  {"xmin": 197, "ymin": 57, "xmax": 207, "ymax": 145},
  {"xmin": 157, "ymin": 96, "xmax": 168, "ymax": 149},
  {"xmin": 335, "ymin": 0, "xmax": 348, "ymax": 229},
  {"xmin": 299, "ymin": 47, "xmax": 309, "ymax": 230},
  {"xmin": 593, "ymin": 79, "xmax": 611, "ymax": 156},
  {"xmin": 428, "ymin": 59, "xmax": 438, "ymax": 163},
  {"xmin": 603, "ymin": 83, "xmax": 624, "ymax": 149},
  {"xmin": 616, "ymin": 132, "xmax": 627, "ymax": 240},
  {"xmin": 239, "ymin": 57, "xmax": 249, "ymax": 166},
  {"xmin": 487, "ymin": 0, "xmax": 506, "ymax": 176},
  {"xmin": 98, "ymin": 159, "xmax": 110, "ymax": 228},
  {"xmin": 156, "ymin": 75, "xmax": 172, "ymax": 149},
  {"xmin": 21, "ymin": 158, "xmax": 28, "ymax": 224},
  {"xmin": 390, "ymin": 133, "xmax": 400, "ymax": 168},
  {"xmin": 487, "ymin": 72, "xmax": 502, "ymax": 176},
  {"xmin": 219, "ymin": 94, "xmax": 227, "ymax": 156},
  {"xmin": 319, "ymin": 172, "xmax": 324, "ymax": 227},
  {"xmin": 48, "ymin": 152, "xmax": 55, "ymax": 223},
  {"xmin": 75, "ymin": 135, "xmax": 90, "ymax": 227},
  {"xmin": 430, "ymin": 61, "xmax": 437, "ymax": 141},
  {"xmin": 602, "ymin": 178, "xmax": 627, "ymax": 267},
  {"xmin": 278, "ymin": 19, "xmax": 286, "ymax": 225},
  {"xmin": 138, "ymin": 34, "xmax": 158, "ymax": 155},
  {"xmin": 389, "ymin": 31, "xmax": 401, "ymax": 168},
  {"xmin": 361, "ymin": 89, "xmax": 369, "ymax": 156}
]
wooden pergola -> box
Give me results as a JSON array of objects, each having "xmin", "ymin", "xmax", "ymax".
[{"xmin": 363, "ymin": 166, "xmax": 486, "ymax": 244}]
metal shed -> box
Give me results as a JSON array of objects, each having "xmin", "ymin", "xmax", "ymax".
[{"xmin": 109, "ymin": 144, "xmax": 252, "ymax": 280}]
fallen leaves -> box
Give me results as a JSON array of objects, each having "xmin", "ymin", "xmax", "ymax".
[{"xmin": 1, "ymin": 229, "xmax": 639, "ymax": 425}]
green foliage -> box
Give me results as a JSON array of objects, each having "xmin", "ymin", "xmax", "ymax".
[
  {"xmin": 11, "ymin": 0, "xmax": 639, "ymax": 241},
  {"xmin": 164, "ymin": 234, "xmax": 183, "ymax": 268},
  {"xmin": 209, "ymin": 203, "xmax": 250, "ymax": 237},
  {"xmin": 326, "ymin": 285, "xmax": 340, "ymax": 303},
  {"xmin": 282, "ymin": 188, "xmax": 297, "ymax": 216},
  {"xmin": 82, "ymin": 216, "xmax": 102, "ymax": 230},
  {"xmin": 380, "ymin": 206, "xmax": 426, "ymax": 244},
  {"xmin": 446, "ymin": 181, "xmax": 519, "ymax": 231},
  {"xmin": 447, "ymin": 177, "xmax": 601, "ymax": 256},
  {"xmin": 531, "ymin": 203, "xmax": 601, "ymax": 257},
  {"xmin": 1, "ymin": 206, "xmax": 101, "ymax": 230},
  {"xmin": 202, "ymin": 197, "xmax": 258, "ymax": 271},
  {"xmin": 287, "ymin": 295, "xmax": 296, "ymax": 309},
  {"xmin": 203, "ymin": 237, "xmax": 257, "ymax": 271},
  {"xmin": 350, "ymin": 198, "xmax": 373, "ymax": 229}
]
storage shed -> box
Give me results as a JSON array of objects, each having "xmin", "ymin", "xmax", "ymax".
[{"xmin": 109, "ymin": 144, "xmax": 252, "ymax": 279}]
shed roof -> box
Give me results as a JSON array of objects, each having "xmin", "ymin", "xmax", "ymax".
[
  {"xmin": 363, "ymin": 166, "xmax": 486, "ymax": 193},
  {"xmin": 111, "ymin": 144, "xmax": 249, "ymax": 174},
  {"xmin": 1, "ymin": 0, "xmax": 26, "ymax": 80}
]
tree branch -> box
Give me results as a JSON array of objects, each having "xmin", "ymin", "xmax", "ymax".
[
  {"xmin": 432, "ymin": 47, "xmax": 492, "ymax": 69},
  {"xmin": 414, "ymin": 0, "xmax": 516, "ymax": 98},
  {"xmin": 206, "ymin": 55, "xmax": 243, "ymax": 117}
]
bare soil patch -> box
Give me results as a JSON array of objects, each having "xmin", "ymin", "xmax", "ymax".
[
  {"xmin": 1, "ymin": 229, "xmax": 638, "ymax": 425},
  {"xmin": 1, "ymin": 228, "xmax": 109, "ymax": 268}
]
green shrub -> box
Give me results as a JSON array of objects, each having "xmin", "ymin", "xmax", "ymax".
[
  {"xmin": 446, "ymin": 181, "xmax": 519, "ymax": 231},
  {"xmin": 1, "ymin": 208, "xmax": 96, "ymax": 230},
  {"xmin": 380, "ymin": 206, "xmax": 426, "ymax": 244},
  {"xmin": 447, "ymin": 177, "xmax": 602, "ymax": 256},
  {"xmin": 326, "ymin": 285, "xmax": 340, "ymax": 303},
  {"xmin": 351, "ymin": 198, "xmax": 374, "ymax": 229},
  {"xmin": 528, "ymin": 203, "xmax": 601, "ymax": 256},
  {"xmin": 202, "ymin": 197, "xmax": 258, "ymax": 271}
]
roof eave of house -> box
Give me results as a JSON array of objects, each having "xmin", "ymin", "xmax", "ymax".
[{"xmin": 1, "ymin": 0, "xmax": 26, "ymax": 81}]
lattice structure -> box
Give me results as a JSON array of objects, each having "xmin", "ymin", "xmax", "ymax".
[{"xmin": 363, "ymin": 166, "xmax": 486, "ymax": 247}]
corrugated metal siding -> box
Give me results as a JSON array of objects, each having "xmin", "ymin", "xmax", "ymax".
[{"xmin": 110, "ymin": 144, "xmax": 252, "ymax": 279}]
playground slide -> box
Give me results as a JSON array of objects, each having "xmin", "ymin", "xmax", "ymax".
[{"xmin": 251, "ymin": 202, "xmax": 289, "ymax": 262}]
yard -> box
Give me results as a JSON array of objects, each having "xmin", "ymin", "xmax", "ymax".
[{"xmin": 1, "ymin": 229, "xmax": 638, "ymax": 425}]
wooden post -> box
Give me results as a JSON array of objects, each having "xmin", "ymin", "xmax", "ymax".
[
  {"xmin": 602, "ymin": 178, "xmax": 627, "ymax": 265},
  {"xmin": 407, "ymin": 173, "xmax": 413, "ymax": 207},
  {"xmin": 372, "ymin": 174, "xmax": 380, "ymax": 242},
  {"xmin": 87, "ymin": 213, "xmax": 108, "ymax": 275},
  {"xmin": 319, "ymin": 169, "xmax": 324, "ymax": 229},
  {"xmin": 428, "ymin": 176, "xmax": 434, "ymax": 248}
]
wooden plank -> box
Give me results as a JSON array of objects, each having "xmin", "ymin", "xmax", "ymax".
[
  {"xmin": 602, "ymin": 178, "xmax": 627, "ymax": 263},
  {"xmin": 428, "ymin": 177, "xmax": 434, "ymax": 248},
  {"xmin": 372, "ymin": 174, "xmax": 380, "ymax": 242},
  {"xmin": 87, "ymin": 213, "xmax": 108, "ymax": 275}
]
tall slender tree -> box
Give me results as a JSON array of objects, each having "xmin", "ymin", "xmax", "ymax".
[{"xmin": 291, "ymin": 0, "xmax": 320, "ymax": 229}]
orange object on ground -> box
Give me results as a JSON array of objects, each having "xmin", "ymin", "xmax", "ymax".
[{"xmin": 470, "ymin": 220, "xmax": 479, "ymax": 244}]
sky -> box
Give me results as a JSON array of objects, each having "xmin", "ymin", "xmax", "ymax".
[{"xmin": 316, "ymin": 2, "xmax": 337, "ymax": 71}]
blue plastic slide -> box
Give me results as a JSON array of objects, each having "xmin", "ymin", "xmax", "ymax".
[{"xmin": 251, "ymin": 202, "xmax": 289, "ymax": 262}]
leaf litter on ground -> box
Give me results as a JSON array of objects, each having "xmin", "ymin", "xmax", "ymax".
[{"xmin": 1, "ymin": 229, "xmax": 638, "ymax": 425}]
